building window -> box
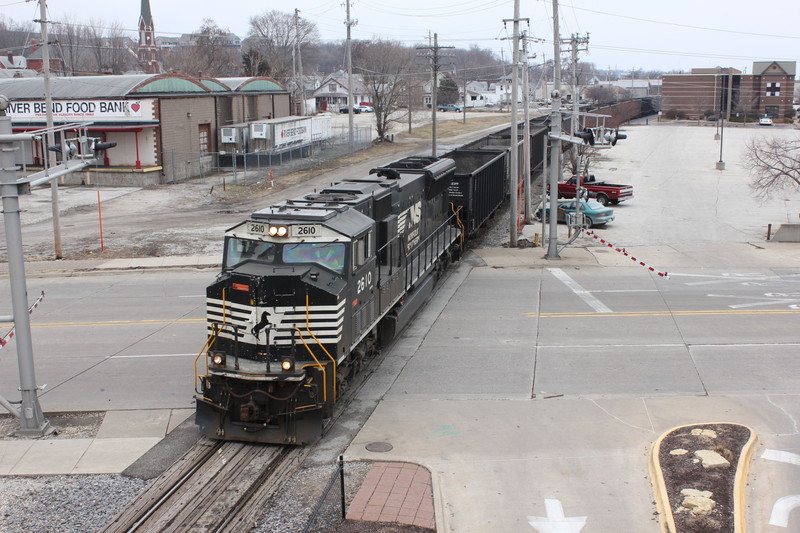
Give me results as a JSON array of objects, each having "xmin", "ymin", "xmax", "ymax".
[
  {"xmin": 329, "ymin": 83, "xmax": 336, "ymax": 92},
  {"xmin": 199, "ymin": 124, "xmax": 211, "ymax": 155},
  {"xmin": 765, "ymin": 105, "xmax": 779, "ymax": 118},
  {"xmin": 766, "ymin": 82, "xmax": 780, "ymax": 97}
]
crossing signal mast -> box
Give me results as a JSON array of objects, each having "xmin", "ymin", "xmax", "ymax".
[{"xmin": 0, "ymin": 96, "xmax": 116, "ymax": 437}]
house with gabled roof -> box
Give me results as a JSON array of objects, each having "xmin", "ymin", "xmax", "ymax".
[{"xmin": 312, "ymin": 70, "xmax": 369, "ymax": 112}]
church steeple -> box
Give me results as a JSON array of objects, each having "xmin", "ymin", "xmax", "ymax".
[{"xmin": 138, "ymin": 0, "xmax": 160, "ymax": 74}]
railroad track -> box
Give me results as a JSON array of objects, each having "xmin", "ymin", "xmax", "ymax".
[
  {"xmin": 103, "ymin": 297, "xmax": 416, "ymax": 533},
  {"xmin": 102, "ymin": 439, "xmax": 301, "ymax": 533}
]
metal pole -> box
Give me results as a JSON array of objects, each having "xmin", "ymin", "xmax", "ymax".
[
  {"xmin": 546, "ymin": 0, "xmax": 562, "ymax": 259},
  {"xmin": 541, "ymin": 132, "xmax": 548, "ymax": 246},
  {"xmin": 431, "ymin": 33, "xmax": 439, "ymax": 157},
  {"xmin": 345, "ymin": 0, "xmax": 355, "ymax": 150},
  {"xmin": 339, "ymin": 455, "xmax": 346, "ymax": 519},
  {"xmin": 39, "ymin": 0, "xmax": 62, "ymax": 259},
  {"xmin": 508, "ymin": 0, "xmax": 520, "ymax": 247},
  {"xmin": 522, "ymin": 42, "xmax": 532, "ymax": 224},
  {"xmin": 0, "ymin": 100, "xmax": 52, "ymax": 436}
]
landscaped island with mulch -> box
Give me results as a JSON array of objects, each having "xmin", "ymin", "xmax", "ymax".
[{"xmin": 650, "ymin": 423, "xmax": 757, "ymax": 533}]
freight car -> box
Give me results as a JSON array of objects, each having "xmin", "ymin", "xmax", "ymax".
[{"xmin": 195, "ymin": 150, "xmax": 508, "ymax": 445}]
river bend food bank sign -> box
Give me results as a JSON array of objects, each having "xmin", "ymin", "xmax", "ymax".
[{"xmin": 6, "ymin": 99, "xmax": 151, "ymax": 122}]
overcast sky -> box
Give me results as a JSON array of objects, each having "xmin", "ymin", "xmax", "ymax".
[{"xmin": 3, "ymin": 0, "xmax": 799, "ymax": 73}]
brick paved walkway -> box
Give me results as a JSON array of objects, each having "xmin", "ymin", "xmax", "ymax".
[{"xmin": 346, "ymin": 462, "xmax": 435, "ymax": 529}]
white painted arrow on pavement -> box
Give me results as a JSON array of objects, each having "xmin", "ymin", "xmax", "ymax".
[
  {"xmin": 763, "ymin": 449, "xmax": 800, "ymax": 466},
  {"xmin": 769, "ymin": 495, "xmax": 800, "ymax": 527},
  {"xmin": 763, "ymin": 449, "xmax": 800, "ymax": 527},
  {"xmin": 527, "ymin": 499, "xmax": 587, "ymax": 532}
]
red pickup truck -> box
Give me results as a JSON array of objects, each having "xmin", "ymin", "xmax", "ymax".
[{"xmin": 556, "ymin": 175, "xmax": 633, "ymax": 206}]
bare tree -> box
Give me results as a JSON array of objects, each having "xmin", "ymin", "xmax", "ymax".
[
  {"xmin": 584, "ymin": 85, "xmax": 617, "ymax": 105},
  {"xmin": 0, "ymin": 16, "xmax": 35, "ymax": 52},
  {"xmin": 242, "ymin": 48, "xmax": 270, "ymax": 76},
  {"xmin": 743, "ymin": 137, "xmax": 800, "ymax": 199},
  {"xmin": 246, "ymin": 10, "xmax": 319, "ymax": 80},
  {"xmin": 162, "ymin": 19, "xmax": 241, "ymax": 77},
  {"xmin": 54, "ymin": 15, "xmax": 90, "ymax": 75},
  {"xmin": 354, "ymin": 39, "xmax": 414, "ymax": 140},
  {"xmin": 735, "ymin": 85, "xmax": 758, "ymax": 124}
]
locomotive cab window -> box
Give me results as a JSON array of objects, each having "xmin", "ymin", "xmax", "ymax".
[
  {"xmin": 352, "ymin": 232, "xmax": 372, "ymax": 272},
  {"xmin": 224, "ymin": 238, "xmax": 276, "ymax": 269},
  {"xmin": 283, "ymin": 242, "xmax": 346, "ymax": 274}
]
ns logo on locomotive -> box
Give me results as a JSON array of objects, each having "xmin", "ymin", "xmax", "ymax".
[{"xmin": 195, "ymin": 154, "xmax": 489, "ymax": 444}]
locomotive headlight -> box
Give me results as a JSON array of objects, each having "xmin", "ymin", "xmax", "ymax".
[
  {"xmin": 268, "ymin": 225, "xmax": 288, "ymax": 237},
  {"xmin": 211, "ymin": 353, "xmax": 225, "ymax": 366},
  {"xmin": 281, "ymin": 358, "xmax": 295, "ymax": 372}
]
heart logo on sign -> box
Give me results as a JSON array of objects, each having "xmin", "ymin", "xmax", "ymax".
[{"xmin": 131, "ymin": 103, "xmax": 141, "ymax": 112}]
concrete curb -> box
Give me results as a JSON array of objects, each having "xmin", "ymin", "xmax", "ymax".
[{"xmin": 648, "ymin": 422, "xmax": 758, "ymax": 533}]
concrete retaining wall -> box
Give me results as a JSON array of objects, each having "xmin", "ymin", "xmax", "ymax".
[{"xmin": 772, "ymin": 223, "xmax": 800, "ymax": 242}]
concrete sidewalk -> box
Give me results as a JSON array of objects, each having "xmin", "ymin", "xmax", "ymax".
[{"xmin": 0, "ymin": 409, "xmax": 192, "ymax": 476}]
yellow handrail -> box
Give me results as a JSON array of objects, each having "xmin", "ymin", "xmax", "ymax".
[
  {"xmin": 295, "ymin": 328, "xmax": 327, "ymax": 402},
  {"xmin": 193, "ymin": 289, "xmax": 226, "ymax": 394},
  {"xmin": 305, "ymin": 293, "xmax": 337, "ymax": 402}
]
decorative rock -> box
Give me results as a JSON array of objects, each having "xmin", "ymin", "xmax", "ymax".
[
  {"xmin": 695, "ymin": 449, "xmax": 730, "ymax": 469},
  {"xmin": 691, "ymin": 429, "xmax": 718, "ymax": 438},
  {"xmin": 679, "ymin": 488, "xmax": 716, "ymax": 516},
  {"xmin": 670, "ymin": 448, "xmax": 689, "ymax": 455}
]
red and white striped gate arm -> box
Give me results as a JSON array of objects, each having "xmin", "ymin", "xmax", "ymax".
[
  {"xmin": 584, "ymin": 231, "xmax": 669, "ymax": 278},
  {"xmin": 0, "ymin": 291, "xmax": 46, "ymax": 350}
]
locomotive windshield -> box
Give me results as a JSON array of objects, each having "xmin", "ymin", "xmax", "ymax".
[
  {"xmin": 225, "ymin": 238, "xmax": 276, "ymax": 268},
  {"xmin": 283, "ymin": 242, "xmax": 346, "ymax": 273},
  {"xmin": 224, "ymin": 237, "xmax": 346, "ymax": 274}
]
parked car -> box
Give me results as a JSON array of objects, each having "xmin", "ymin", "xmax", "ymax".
[
  {"xmin": 759, "ymin": 116, "xmax": 773, "ymax": 126},
  {"xmin": 552, "ymin": 174, "xmax": 633, "ymax": 206},
  {"xmin": 536, "ymin": 198, "xmax": 615, "ymax": 228},
  {"xmin": 339, "ymin": 106, "xmax": 362, "ymax": 114},
  {"xmin": 438, "ymin": 104, "xmax": 461, "ymax": 112},
  {"xmin": 356, "ymin": 105, "xmax": 373, "ymax": 113}
]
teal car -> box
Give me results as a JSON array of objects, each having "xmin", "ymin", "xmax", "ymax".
[{"xmin": 536, "ymin": 198, "xmax": 615, "ymax": 227}]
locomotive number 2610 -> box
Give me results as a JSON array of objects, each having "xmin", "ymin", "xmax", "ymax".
[
  {"xmin": 357, "ymin": 271, "xmax": 372, "ymax": 293},
  {"xmin": 292, "ymin": 225, "xmax": 320, "ymax": 237}
]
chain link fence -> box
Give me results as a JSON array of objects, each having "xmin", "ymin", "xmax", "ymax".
[{"xmin": 165, "ymin": 125, "xmax": 373, "ymax": 185}]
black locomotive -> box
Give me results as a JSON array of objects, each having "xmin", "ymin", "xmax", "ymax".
[{"xmin": 195, "ymin": 149, "xmax": 508, "ymax": 444}]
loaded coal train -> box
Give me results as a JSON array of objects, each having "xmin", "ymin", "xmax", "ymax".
[{"xmin": 194, "ymin": 130, "xmax": 539, "ymax": 444}]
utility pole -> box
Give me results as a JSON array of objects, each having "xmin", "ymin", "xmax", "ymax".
[
  {"xmin": 545, "ymin": 0, "xmax": 562, "ymax": 260},
  {"xmin": 37, "ymin": 0, "xmax": 62, "ymax": 259},
  {"xmin": 344, "ymin": 0, "xmax": 356, "ymax": 149},
  {"xmin": 294, "ymin": 9, "xmax": 305, "ymax": 116},
  {"xmin": 564, "ymin": 34, "xmax": 589, "ymax": 142},
  {"xmin": 417, "ymin": 34, "xmax": 453, "ymax": 157},
  {"xmin": 564, "ymin": 33, "xmax": 589, "ymax": 224},
  {"xmin": 504, "ymin": 0, "xmax": 523, "ymax": 247}
]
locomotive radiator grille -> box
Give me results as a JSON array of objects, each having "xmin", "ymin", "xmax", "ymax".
[{"xmin": 206, "ymin": 297, "xmax": 345, "ymax": 346}]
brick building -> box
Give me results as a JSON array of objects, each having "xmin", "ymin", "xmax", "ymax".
[
  {"xmin": 0, "ymin": 73, "xmax": 289, "ymax": 185},
  {"xmin": 662, "ymin": 61, "xmax": 796, "ymax": 121}
]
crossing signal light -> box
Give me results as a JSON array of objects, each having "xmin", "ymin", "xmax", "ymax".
[
  {"xmin": 574, "ymin": 128, "xmax": 594, "ymax": 146},
  {"xmin": 90, "ymin": 138, "xmax": 117, "ymax": 153},
  {"xmin": 48, "ymin": 142, "xmax": 78, "ymax": 158},
  {"xmin": 604, "ymin": 129, "xmax": 627, "ymax": 146}
]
